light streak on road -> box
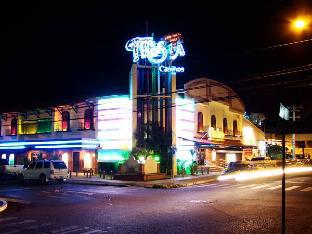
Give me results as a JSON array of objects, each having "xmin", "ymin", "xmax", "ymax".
[{"xmin": 218, "ymin": 167, "xmax": 312, "ymax": 181}]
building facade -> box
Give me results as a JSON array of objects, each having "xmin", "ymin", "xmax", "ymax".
[{"xmin": 183, "ymin": 78, "xmax": 265, "ymax": 167}]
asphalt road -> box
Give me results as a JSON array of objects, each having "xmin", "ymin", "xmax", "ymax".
[{"xmin": 0, "ymin": 172, "xmax": 312, "ymax": 234}]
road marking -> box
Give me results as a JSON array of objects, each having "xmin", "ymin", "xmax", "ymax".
[
  {"xmin": 285, "ymin": 186, "xmax": 301, "ymax": 191},
  {"xmin": 0, "ymin": 217, "xmax": 17, "ymax": 223},
  {"xmin": 81, "ymin": 229, "xmax": 103, "ymax": 234},
  {"xmin": 193, "ymin": 183, "xmax": 216, "ymax": 187},
  {"xmin": 0, "ymin": 197, "xmax": 31, "ymax": 205},
  {"xmin": 51, "ymin": 225, "xmax": 79, "ymax": 233},
  {"xmin": 238, "ymin": 184, "xmax": 256, "ymax": 189},
  {"xmin": 252, "ymin": 184, "xmax": 269, "ymax": 189},
  {"xmin": 47, "ymin": 195, "xmax": 67, "ymax": 199},
  {"xmin": 301, "ymin": 186, "xmax": 312, "ymax": 192},
  {"xmin": 214, "ymin": 184, "xmax": 230, "ymax": 187},
  {"xmin": 3, "ymin": 219, "xmax": 36, "ymax": 227},
  {"xmin": 64, "ymin": 190, "xmax": 94, "ymax": 196},
  {"xmin": 59, "ymin": 227, "xmax": 90, "ymax": 234},
  {"xmin": 287, "ymin": 181, "xmax": 303, "ymax": 184},
  {"xmin": 268, "ymin": 185, "xmax": 282, "ymax": 190}
]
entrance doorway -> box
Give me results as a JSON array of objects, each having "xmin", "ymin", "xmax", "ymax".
[{"xmin": 73, "ymin": 152, "xmax": 80, "ymax": 172}]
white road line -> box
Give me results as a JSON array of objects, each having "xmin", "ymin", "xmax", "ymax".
[
  {"xmin": 285, "ymin": 186, "xmax": 301, "ymax": 191},
  {"xmin": 3, "ymin": 219, "xmax": 36, "ymax": 227},
  {"xmin": 59, "ymin": 227, "xmax": 90, "ymax": 234},
  {"xmin": 252, "ymin": 184, "xmax": 269, "ymax": 189},
  {"xmin": 64, "ymin": 190, "xmax": 94, "ymax": 196},
  {"xmin": 301, "ymin": 186, "xmax": 312, "ymax": 192},
  {"xmin": 0, "ymin": 217, "xmax": 17, "ymax": 223},
  {"xmin": 0, "ymin": 197, "xmax": 31, "ymax": 205},
  {"xmin": 47, "ymin": 195, "xmax": 66, "ymax": 199},
  {"xmin": 51, "ymin": 225, "xmax": 79, "ymax": 233},
  {"xmin": 194, "ymin": 183, "xmax": 216, "ymax": 187},
  {"xmin": 238, "ymin": 184, "xmax": 256, "ymax": 189},
  {"xmin": 268, "ymin": 185, "xmax": 282, "ymax": 190},
  {"xmin": 81, "ymin": 229, "xmax": 103, "ymax": 234},
  {"xmin": 214, "ymin": 184, "xmax": 230, "ymax": 187}
]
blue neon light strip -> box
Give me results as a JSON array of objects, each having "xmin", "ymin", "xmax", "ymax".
[
  {"xmin": 0, "ymin": 146, "xmax": 26, "ymax": 150},
  {"xmin": 34, "ymin": 144, "xmax": 98, "ymax": 149},
  {"xmin": 0, "ymin": 140, "xmax": 98, "ymax": 147}
]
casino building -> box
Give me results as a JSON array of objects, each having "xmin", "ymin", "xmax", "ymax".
[{"xmin": 0, "ymin": 33, "xmax": 265, "ymax": 175}]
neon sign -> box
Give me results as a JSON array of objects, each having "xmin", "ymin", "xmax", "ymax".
[
  {"xmin": 125, "ymin": 36, "xmax": 185, "ymax": 64},
  {"xmin": 159, "ymin": 65, "xmax": 184, "ymax": 73}
]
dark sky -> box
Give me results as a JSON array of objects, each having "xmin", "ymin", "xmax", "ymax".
[{"xmin": 1, "ymin": 1, "xmax": 311, "ymax": 125}]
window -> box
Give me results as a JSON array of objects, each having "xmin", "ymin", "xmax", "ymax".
[
  {"xmin": 11, "ymin": 118, "xmax": 17, "ymax": 135},
  {"xmin": 197, "ymin": 112, "xmax": 204, "ymax": 132},
  {"xmin": 233, "ymin": 120, "xmax": 238, "ymax": 136},
  {"xmin": 44, "ymin": 161, "xmax": 50, "ymax": 168},
  {"xmin": 28, "ymin": 162, "xmax": 36, "ymax": 169},
  {"xmin": 223, "ymin": 118, "xmax": 228, "ymax": 133},
  {"xmin": 307, "ymin": 141, "xmax": 312, "ymax": 148},
  {"xmin": 295, "ymin": 141, "xmax": 305, "ymax": 148},
  {"xmin": 84, "ymin": 109, "xmax": 94, "ymax": 130},
  {"xmin": 62, "ymin": 111, "xmax": 70, "ymax": 131},
  {"xmin": 0, "ymin": 120, "xmax": 1, "ymax": 136},
  {"xmin": 35, "ymin": 161, "xmax": 43, "ymax": 169},
  {"xmin": 53, "ymin": 161, "xmax": 67, "ymax": 169},
  {"xmin": 211, "ymin": 115, "xmax": 216, "ymax": 129}
]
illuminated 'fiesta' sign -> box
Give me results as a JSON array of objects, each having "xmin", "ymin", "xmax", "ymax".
[{"xmin": 125, "ymin": 34, "xmax": 185, "ymax": 72}]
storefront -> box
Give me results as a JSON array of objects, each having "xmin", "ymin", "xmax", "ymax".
[{"xmin": 0, "ymin": 138, "xmax": 98, "ymax": 172}]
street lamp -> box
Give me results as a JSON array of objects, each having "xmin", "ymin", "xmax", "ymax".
[{"xmin": 290, "ymin": 16, "xmax": 311, "ymax": 33}]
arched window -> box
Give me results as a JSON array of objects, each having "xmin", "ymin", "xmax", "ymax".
[
  {"xmin": 62, "ymin": 111, "xmax": 70, "ymax": 131},
  {"xmin": 197, "ymin": 112, "xmax": 204, "ymax": 132},
  {"xmin": 223, "ymin": 118, "xmax": 228, "ymax": 133},
  {"xmin": 84, "ymin": 109, "xmax": 94, "ymax": 130},
  {"xmin": 233, "ymin": 120, "xmax": 238, "ymax": 136},
  {"xmin": 211, "ymin": 115, "xmax": 216, "ymax": 129},
  {"xmin": 11, "ymin": 118, "xmax": 17, "ymax": 135}
]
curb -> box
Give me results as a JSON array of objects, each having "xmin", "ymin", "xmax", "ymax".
[
  {"xmin": 0, "ymin": 199, "xmax": 8, "ymax": 213},
  {"xmin": 66, "ymin": 175, "xmax": 220, "ymax": 188}
]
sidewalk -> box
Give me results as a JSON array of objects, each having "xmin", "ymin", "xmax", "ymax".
[{"xmin": 66, "ymin": 172, "xmax": 220, "ymax": 188}]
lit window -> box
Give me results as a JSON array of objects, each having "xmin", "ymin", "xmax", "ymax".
[
  {"xmin": 211, "ymin": 115, "xmax": 216, "ymax": 129},
  {"xmin": 62, "ymin": 111, "xmax": 70, "ymax": 131},
  {"xmin": 233, "ymin": 120, "xmax": 238, "ymax": 136},
  {"xmin": 223, "ymin": 118, "xmax": 228, "ymax": 133},
  {"xmin": 197, "ymin": 112, "xmax": 204, "ymax": 132},
  {"xmin": 11, "ymin": 118, "xmax": 17, "ymax": 135},
  {"xmin": 84, "ymin": 109, "xmax": 94, "ymax": 130}
]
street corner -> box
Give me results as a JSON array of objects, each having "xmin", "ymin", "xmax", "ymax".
[{"xmin": 0, "ymin": 199, "xmax": 8, "ymax": 213}]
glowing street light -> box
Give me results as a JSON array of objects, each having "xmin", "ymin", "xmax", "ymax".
[{"xmin": 290, "ymin": 16, "xmax": 311, "ymax": 33}]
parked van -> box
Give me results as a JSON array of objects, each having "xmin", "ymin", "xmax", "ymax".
[{"xmin": 18, "ymin": 160, "xmax": 69, "ymax": 184}]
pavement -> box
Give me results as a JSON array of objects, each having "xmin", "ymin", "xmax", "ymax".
[{"xmin": 65, "ymin": 172, "xmax": 220, "ymax": 188}]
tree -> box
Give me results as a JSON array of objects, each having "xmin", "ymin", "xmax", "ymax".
[{"xmin": 267, "ymin": 145, "xmax": 283, "ymax": 160}]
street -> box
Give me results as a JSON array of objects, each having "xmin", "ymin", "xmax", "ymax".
[{"xmin": 0, "ymin": 172, "xmax": 312, "ymax": 234}]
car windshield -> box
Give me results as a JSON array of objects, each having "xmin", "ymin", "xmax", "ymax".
[{"xmin": 53, "ymin": 161, "xmax": 67, "ymax": 169}]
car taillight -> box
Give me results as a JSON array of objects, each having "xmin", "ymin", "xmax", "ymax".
[{"xmin": 50, "ymin": 170, "xmax": 54, "ymax": 174}]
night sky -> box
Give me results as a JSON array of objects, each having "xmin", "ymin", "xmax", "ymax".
[{"xmin": 1, "ymin": 1, "xmax": 311, "ymax": 127}]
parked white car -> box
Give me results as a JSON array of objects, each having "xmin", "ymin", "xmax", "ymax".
[
  {"xmin": 18, "ymin": 160, "xmax": 69, "ymax": 184},
  {"xmin": 0, "ymin": 159, "xmax": 24, "ymax": 177}
]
